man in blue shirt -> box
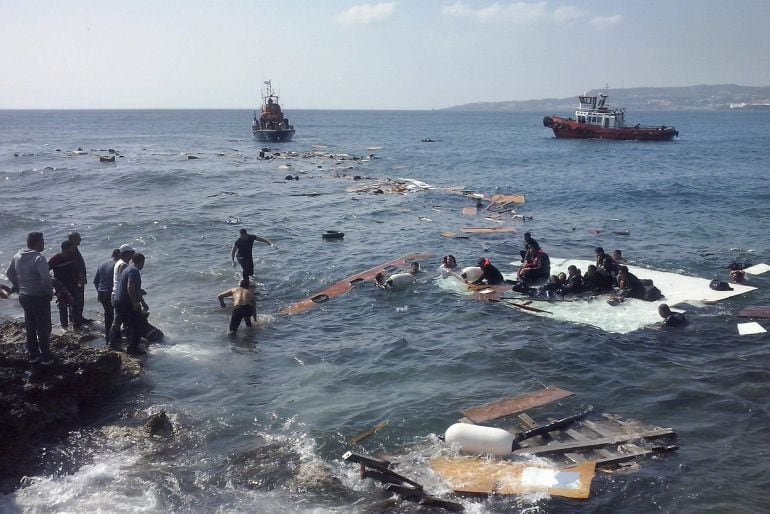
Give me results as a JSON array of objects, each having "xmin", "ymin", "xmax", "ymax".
[
  {"xmin": 93, "ymin": 249, "xmax": 120, "ymax": 345},
  {"xmin": 113, "ymin": 253, "xmax": 147, "ymax": 356}
]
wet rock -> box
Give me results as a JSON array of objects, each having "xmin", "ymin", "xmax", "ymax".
[
  {"xmin": 0, "ymin": 320, "xmax": 142, "ymax": 492},
  {"xmin": 144, "ymin": 410, "xmax": 174, "ymax": 438},
  {"xmin": 100, "ymin": 155, "xmax": 115, "ymax": 163}
]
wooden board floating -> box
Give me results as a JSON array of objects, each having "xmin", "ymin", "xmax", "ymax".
[
  {"xmin": 488, "ymin": 194, "xmax": 526, "ymax": 205},
  {"xmin": 279, "ymin": 252, "xmax": 434, "ymax": 315},
  {"xmin": 462, "ymin": 207, "xmax": 478, "ymax": 216},
  {"xmin": 737, "ymin": 306, "xmax": 770, "ymax": 319},
  {"xmin": 440, "ymin": 231, "xmax": 470, "ymax": 239},
  {"xmin": 462, "ymin": 387, "xmax": 575, "ymax": 424},
  {"xmin": 461, "ymin": 226, "xmax": 516, "ymax": 234},
  {"xmin": 431, "ymin": 458, "xmax": 595, "ymax": 499}
]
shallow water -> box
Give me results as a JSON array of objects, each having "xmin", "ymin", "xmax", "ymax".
[{"xmin": 1, "ymin": 108, "xmax": 769, "ymax": 512}]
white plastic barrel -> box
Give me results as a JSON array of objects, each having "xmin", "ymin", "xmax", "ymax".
[
  {"xmin": 460, "ymin": 266, "xmax": 482, "ymax": 282},
  {"xmin": 444, "ymin": 423, "xmax": 514, "ymax": 456},
  {"xmin": 385, "ymin": 272, "xmax": 416, "ymax": 289}
]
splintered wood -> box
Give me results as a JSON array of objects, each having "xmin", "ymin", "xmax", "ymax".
[{"xmin": 462, "ymin": 388, "xmax": 574, "ymax": 423}]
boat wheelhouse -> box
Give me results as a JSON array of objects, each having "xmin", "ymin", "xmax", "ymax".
[{"xmin": 252, "ymin": 80, "xmax": 295, "ymax": 143}]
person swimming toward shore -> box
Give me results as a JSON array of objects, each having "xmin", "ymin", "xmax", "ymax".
[
  {"xmin": 375, "ymin": 262, "xmax": 421, "ymax": 289},
  {"xmin": 658, "ymin": 303, "xmax": 688, "ymax": 327}
]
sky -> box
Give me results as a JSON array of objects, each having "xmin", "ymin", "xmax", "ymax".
[{"xmin": 2, "ymin": 0, "xmax": 769, "ymax": 109}]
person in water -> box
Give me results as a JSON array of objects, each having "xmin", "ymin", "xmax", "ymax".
[
  {"xmin": 658, "ymin": 303, "xmax": 688, "ymax": 327},
  {"xmin": 375, "ymin": 261, "xmax": 421, "ymax": 289},
  {"xmin": 439, "ymin": 255, "xmax": 459, "ymax": 276},
  {"xmin": 474, "ymin": 258, "xmax": 504, "ymax": 286},
  {"xmin": 231, "ymin": 228, "xmax": 275, "ymax": 282},
  {"xmin": 218, "ymin": 279, "xmax": 257, "ymax": 334},
  {"xmin": 612, "ymin": 249, "xmax": 626, "ymax": 264}
]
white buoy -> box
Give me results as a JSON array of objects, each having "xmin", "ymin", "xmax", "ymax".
[
  {"xmin": 444, "ymin": 423, "xmax": 515, "ymax": 456},
  {"xmin": 385, "ymin": 273, "xmax": 416, "ymax": 289},
  {"xmin": 460, "ymin": 266, "xmax": 482, "ymax": 282}
]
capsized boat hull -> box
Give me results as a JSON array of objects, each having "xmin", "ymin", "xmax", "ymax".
[{"xmin": 543, "ymin": 116, "xmax": 678, "ymax": 141}]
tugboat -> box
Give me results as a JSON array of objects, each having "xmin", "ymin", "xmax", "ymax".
[
  {"xmin": 252, "ymin": 80, "xmax": 295, "ymax": 142},
  {"xmin": 543, "ymin": 92, "xmax": 678, "ymax": 141}
]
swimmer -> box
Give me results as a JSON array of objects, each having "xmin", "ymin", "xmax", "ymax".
[
  {"xmin": 658, "ymin": 303, "xmax": 688, "ymax": 327},
  {"xmin": 375, "ymin": 262, "xmax": 420, "ymax": 290},
  {"xmin": 218, "ymin": 279, "xmax": 257, "ymax": 333}
]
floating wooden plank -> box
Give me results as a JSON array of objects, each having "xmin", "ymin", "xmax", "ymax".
[
  {"xmin": 737, "ymin": 322, "xmax": 767, "ymax": 335},
  {"xmin": 280, "ymin": 252, "xmax": 434, "ymax": 315},
  {"xmin": 501, "ymin": 300, "xmax": 553, "ymax": 314},
  {"xmin": 462, "ymin": 387, "xmax": 574, "ymax": 424},
  {"xmin": 440, "ymin": 231, "xmax": 470, "ymax": 239},
  {"xmin": 384, "ymin": 485, "xmax": 464, "ymax": 512},
  {"xmin": 461, "ymin": 226, "xmax": 516, "ymax": 234},
  {"xmin": 488, "ymin": 194, "xmax": 526, "ymax": 205},
  {"xmin": 513, "ymin": 428, "xmax": 675, "ymax": 457},
  {"xmin": 342, "ymin": 451, "xmax": 392, "ymax": 471},
  {"xmin": 737, "ymin": 306, "xmax": 770, "ymax": 319},
  {"xmin": 351, "ymin": 421, "xmax": 389, "ymax": 444},
  {"xmin": 582, "ymin": 419, "xmax": 618, "ymax": 439},
  {"xmin": 431, "ymin": 458, "xmax": 595, "ymax": 499},
  {"xmin": 462, "ymin": 207, "xmax": 478, "ymax": 216}
]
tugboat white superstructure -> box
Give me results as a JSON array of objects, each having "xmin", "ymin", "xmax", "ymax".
[{"xmin": 543, "ymin": 92, "xmax": 678, "ymax": 141}]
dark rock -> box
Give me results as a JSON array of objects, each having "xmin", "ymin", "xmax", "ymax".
[
  {"xmin": 144, "ymin": 411, "xmax": 174, "ymax": 437},
  {"xmin": 0, "ymin": 320, "xmax": 142, "ymax": 492},
  {"xmin": 100, "ymin": 155, "xmax": 115, "ymax": 163},
  {"xmin": 187, "ymin": 155, "xmax": 200, "ymax": 160}
]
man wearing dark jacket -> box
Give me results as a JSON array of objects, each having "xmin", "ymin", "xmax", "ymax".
[
  {"xmin": 48, "ymin": 240, "xmax": 80, "ymax": 329},
  {"xmin": 474, "ymin": 258, "xmax": 505, "ymax": 286}
]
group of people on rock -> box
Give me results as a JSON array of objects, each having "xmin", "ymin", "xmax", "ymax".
[{"xmin": 5, "ymin": 231, "xmax": 158, "ymax": 363}]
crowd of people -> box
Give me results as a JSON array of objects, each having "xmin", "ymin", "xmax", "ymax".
[
  {"xmin": 5, "ymin": 227, "xmax": 691, "ymax": 364},
  {"xmin": 4, "ymin": 231, "xmax": 163, "ymax": 363}
]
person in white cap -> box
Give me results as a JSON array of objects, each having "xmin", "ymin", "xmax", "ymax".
[{"xmin": 108, "ymin": 244, "xmax": 135, "ymax": 347}]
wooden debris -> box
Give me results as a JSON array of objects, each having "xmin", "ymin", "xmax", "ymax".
[
  {"xmin": 351, "ymin": 421, "xmax": 389, "ymax": 444},
  {"xmin": 344, "ymin": 451, "xmax": 464, "ymax": 512},
  {"xmin": 737, "ymin": 306, "xmax": 770, "ymax": 319},
  {"xmin": 462, "ymin": 207, "xmax": 478, "ymax": 216},
  {"xmin": 462, "ymin": 387, "xmax": 574, "ymax": 423},
  {"xmin": 280, "ymin": 252, "xmax": 434, "ymax": 315},
  {"xmin": 441, "ymin": 231, "xmax": 470, "ymax": 239},
  {"xmin": 514, "ymin": 427, "xmax": 675, "ymax": 457},
  {"xmin": 431, "ymin": 457, "xmax": 595, "ymax": 499},
  {"xmin": 461, "ymin": 226, "xmax": 516, "ymax": 234}
]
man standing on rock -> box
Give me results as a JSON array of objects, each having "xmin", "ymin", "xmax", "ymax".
[
  {"xmin": 113, "ymin": 253, "xmax": 147, "ymax": 356},
  {"xmin": 231, "ymin": 228, "xmax": 275, "ymax": 282},
  {"xmin": 68, "ymin": 232, "xmax": 92, "ymax": 327},
  {"xmin": 94, "ymin": 248, "xmax": 120, "ymax": 344},
  {"xmin": 6, "ymin": 232, "xmax": 55, "ymax": 364},
  {"xmin": 109, "ymin": 244, "xmax": 135, "ymax": 347}
]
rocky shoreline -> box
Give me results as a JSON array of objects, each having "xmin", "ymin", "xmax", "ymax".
[{"xmin": 0, "ymin": 320, "xmax": 143, "ymax": 493}]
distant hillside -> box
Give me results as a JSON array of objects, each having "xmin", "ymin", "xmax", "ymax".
[{"xmin": 443, "ymin": 84, "xmax": 770, "ymax": 112}]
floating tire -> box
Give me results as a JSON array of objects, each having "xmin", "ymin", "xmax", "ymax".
[{"xmin": 322, "ymin": 230, "xmax": 344, "ymax": 241}]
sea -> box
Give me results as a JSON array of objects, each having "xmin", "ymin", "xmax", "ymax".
[{"xmin": 0, "ymin": 108, "xmax": 769, "ymax": 513}]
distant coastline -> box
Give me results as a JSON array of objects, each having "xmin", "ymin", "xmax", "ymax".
[{"xmin": 442, "ymin": 84, "xmax": 770, "ymax": 112}]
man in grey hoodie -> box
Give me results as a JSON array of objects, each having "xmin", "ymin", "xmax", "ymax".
[{"xmin": 6, "ymin": 232, "xmax": 55, "ymax": 364}]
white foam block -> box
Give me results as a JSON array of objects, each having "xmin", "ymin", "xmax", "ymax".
[
  {"xmin": 742, "ymin": 263, "xmax": 770, "ymax": 275},
  {"xmin": 738, "ymin": 322, "xmax": 767, "ymax": 335},
  {"xmin": 453, "ymin": 258, "xmax": 757, "ymax": 334}
]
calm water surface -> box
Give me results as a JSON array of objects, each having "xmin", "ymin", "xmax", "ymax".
[{"xmin": 1, "ymin": 109, "xmax": 769, "ymax": 513}]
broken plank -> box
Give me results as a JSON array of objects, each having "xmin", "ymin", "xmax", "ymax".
[
  {"xmin": 582, "ymin": 419, "xmax": 619, "ymax": 438},
  {"xmin": 461, "ymin": 387, "xmax": 574, "ymax": 424},
  {"xmin": 461, "ymin": 226, "xmax": 516, "ymax": 234},
  {"xmin": 384, "ymin": 485, "xmax": 464, "ymax": 512},
  {"xmin": 737, "ymin": 306, "xmax": 770, "ymax": 319},
  {"xmin": 565, "ymin": 452, "xmax": 587, "ymax": 464},
  {"xmin": 361, "ymin": 468, "xmax": 423, "ymax": 490},
  {"xmin": 462, "ymin": 207, "xmax": 478, "ymax": 216},
  {"xmin": 517, "ymin": 413, "xmax": 538, "ymax": 430},
  {"xmin": 342, "ymin": 451, "xmax": 392, "ymax": 471},
  {"xmin": 514, "ymin": 428, "xmax": 675, "ymax": 457},
  {"xmin": 351, "ymin": 421, "xmax": 389, "ymax": 444}
]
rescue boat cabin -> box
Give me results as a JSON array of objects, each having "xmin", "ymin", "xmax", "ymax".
[{"xmin": 575, "ymin": 93, "xmax": 625, "ymax": 129}]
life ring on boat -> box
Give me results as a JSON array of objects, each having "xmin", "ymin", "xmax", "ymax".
[{"xmin": 444, "ymin": 423, "xmax": 514, "ymax": 456}]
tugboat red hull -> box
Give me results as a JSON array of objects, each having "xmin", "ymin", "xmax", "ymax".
[{"xmin": 543, "ymin": 116, "xmax": 678, "ymax": 141}]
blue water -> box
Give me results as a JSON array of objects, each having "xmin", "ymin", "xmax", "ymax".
[{"xmin": 1, "ymin": 108, "xmax": 769, "ymax": 513}]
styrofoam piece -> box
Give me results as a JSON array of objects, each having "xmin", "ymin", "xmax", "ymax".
[
  {"xmin": 443, "ymin": 258, "xmax": 757, "ymax": 334},
  {"xmin": 742, "ymin": 263, "xmax": 770, "ymax": 275},
  {"xmin": 737, "ymin": 322, "xmax": 767, "ymax": 335}
]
